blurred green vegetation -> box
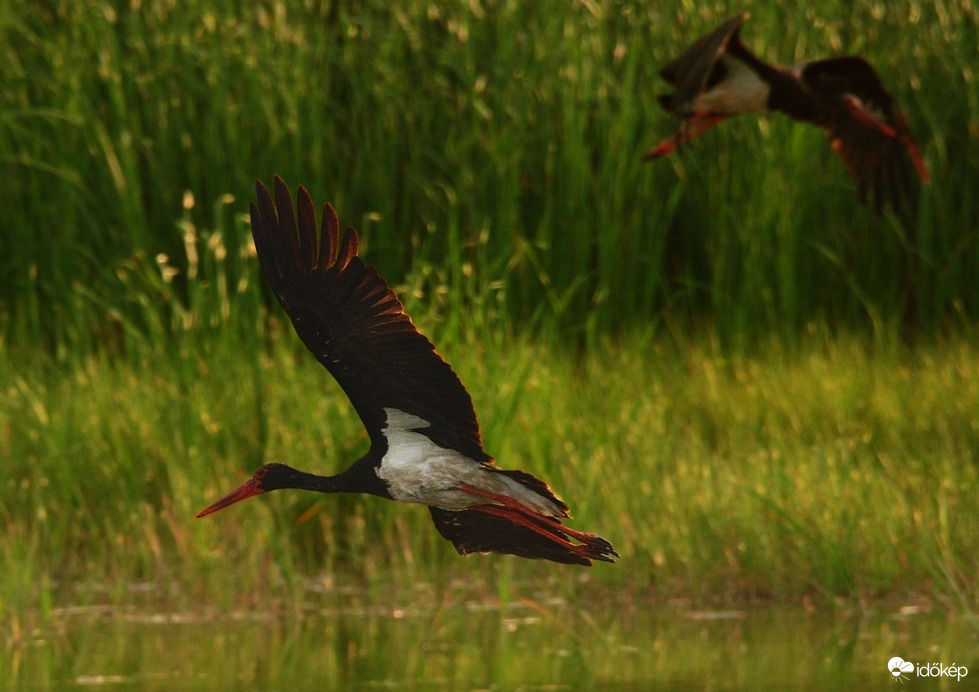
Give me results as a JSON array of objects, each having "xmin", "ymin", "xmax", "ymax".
[{"xmin": 2, "ymin": 0, "xmax": 976, "ymax": 350}]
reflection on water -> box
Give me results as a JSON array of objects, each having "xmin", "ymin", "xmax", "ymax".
[{"xmin": 5, "ymin": 585, "xmax": 976, "ymax": 690}]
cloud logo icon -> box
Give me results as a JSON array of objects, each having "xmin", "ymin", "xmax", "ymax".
[{"xmin": 889, "ymin": 657, "xmax": 914, "ymax": 682}]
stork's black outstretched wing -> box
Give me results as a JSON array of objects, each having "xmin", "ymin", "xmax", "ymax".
[
  {"xmin": 250, "ymin": 176, "xmax": 489, "ymax": 462},
  {"xmin": 658, "ymin": 13, "xmax": 751, "ymax": 115},
  {"xmin": 796, "ymin": 57, "xmax": 930, "ymax": 212}
]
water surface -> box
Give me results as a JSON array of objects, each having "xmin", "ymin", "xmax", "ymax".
[{"xmin": 6, "ymin": 588, "xmax": 974, "ymax": 690}]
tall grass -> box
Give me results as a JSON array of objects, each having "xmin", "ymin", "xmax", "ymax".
[
  {"xmin": 1, "ymin": 0, "xmax": 976, "ymax": 352},
  {"xmin": 3, "ymin": 313, "xmax": 979, "ymax": 632}
]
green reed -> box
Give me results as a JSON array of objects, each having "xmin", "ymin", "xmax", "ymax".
[
  {"xmin": 3, "ymin": 316, "xmax": 979, "ymax": 632},
  {"xmin": 1, "ymin": 1, "xmax": 976, "ymax": 352}
]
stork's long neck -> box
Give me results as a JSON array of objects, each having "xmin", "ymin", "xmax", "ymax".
[{"xmin": 272, "ymin": 457, "xmax": 391, "ymax": 498}]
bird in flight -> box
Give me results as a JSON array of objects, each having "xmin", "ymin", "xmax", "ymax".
[
  {"xmin": 196, "ymin": 176, "xmax": 617, "ymax": 566},
  {"xmin": 644, "ymin": 13, "xmax": 930, "ymax": 212}
]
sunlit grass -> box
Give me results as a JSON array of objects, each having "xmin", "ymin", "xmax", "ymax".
[{"xmin": 3, "ymin": 322, "xmax": 979, "ymax": 635}]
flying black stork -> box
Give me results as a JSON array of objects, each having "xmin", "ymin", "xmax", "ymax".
[
  {"xmin": 644, "ymin": 13, "xmax": 930, "ymax": 212},
  {"xmin": 196, "ymin": 176, "xmax": 617, "ymax": 566}
]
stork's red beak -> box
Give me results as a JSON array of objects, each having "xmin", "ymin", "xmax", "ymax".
[
  {"xmin": 196, "ymin": 476, "xmax": 265, "ymax": 518},
  {"xmin": 643, "ymin": 112, "xmax": 730, "ymax": 161},
  {"xmin": 643, "ymin": 136, "xmax": 680, "ymax": 160}
]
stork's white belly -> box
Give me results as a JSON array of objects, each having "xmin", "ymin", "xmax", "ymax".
[
  {"xmin": 375, "ymin": 407, "xmax": 561, "ymax": 516},
  {"xmin": 693, "ymin": 56, "xmax": 770, "ymax": 114}
]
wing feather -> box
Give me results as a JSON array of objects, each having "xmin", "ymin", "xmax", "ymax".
[
  {"xmin": 659, "ymin": 13, "xmax": 750, "ymax": 115},
  {"xmin": 250, "ymin": 176, "xmax": 489, "ymax": 462},
  {"xmin": 798, "ymin": 57, "xmax": 929, "ymax": 212}
]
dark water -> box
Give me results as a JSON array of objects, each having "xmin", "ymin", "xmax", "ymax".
[{"xmin": 5, "ymin": 595, "xmax": 975, "ymax": 690}]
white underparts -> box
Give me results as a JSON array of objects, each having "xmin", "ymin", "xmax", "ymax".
[
  {"xmin": 375, "ymin": 407, "xmax": 562, "ymax": 517},
  {"xmin": 690, "ymin": 55, "xmax": 770, "ymax": 114}
]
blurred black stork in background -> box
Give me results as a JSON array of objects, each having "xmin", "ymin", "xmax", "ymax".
[
  {"xmin": 644, "ymin": 13, "xmax": 930, "ymax": 213},
  {"xmin": 196, "ymin": 176, "xmax": 618, "ymax": 566}
]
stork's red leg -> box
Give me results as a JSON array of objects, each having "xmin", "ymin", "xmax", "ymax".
[
  {"xmin": 469, "ymin": 503, "xmax": 616, "ymax": 562},
  {"xmin": 471, "ymin": 504, "xmax": 584, "ymax": 551},
  {"xmin": 840, "ymin": 96, "xmax": 898, "ymax": 137},
  {"xmin": 840, "ymin": 96, "xmax": 930, "ymax": 182},
  {"xmin": 458, "ymin": 483, "xmax": 614, "ymax": 554},
  {"xmin": 459, "ymin": 483, "xmax": 565, "ymax": 521},
  {"xmin": 901, "ymin": 133, "xmax": 930, "ymax": 182}
]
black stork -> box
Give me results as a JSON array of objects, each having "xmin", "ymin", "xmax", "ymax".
[
  {"xmin": 644, "ymin": 13, "xmax": 930, "ymax": 212},
  {"xmin": 196, "ymin": 177, "xmax": 617, "ymax": 566}
]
